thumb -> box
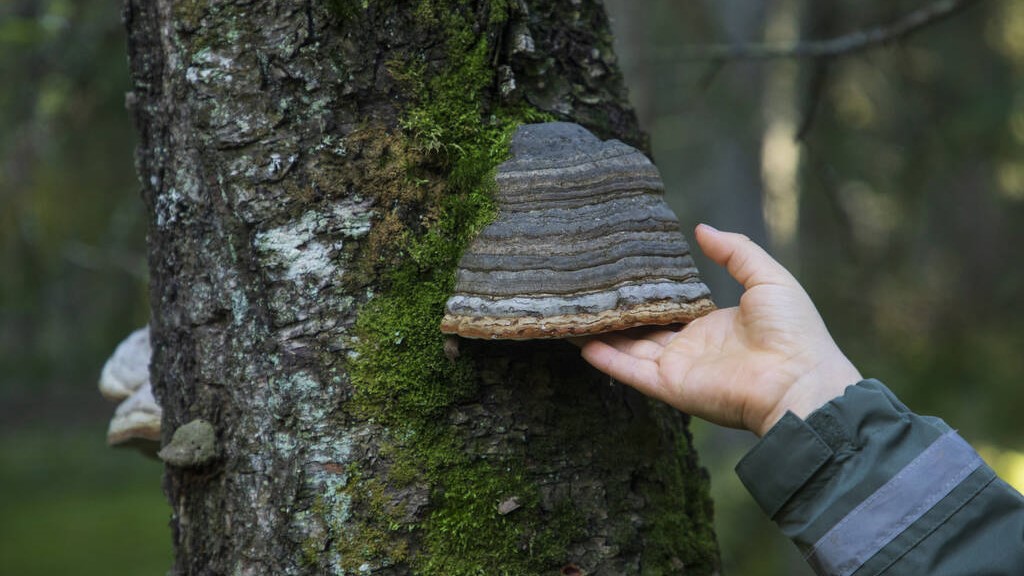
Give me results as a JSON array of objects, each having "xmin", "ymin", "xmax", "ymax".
[{"xmin": 694, "ymin": 224, "xmax": 797, "ymax": 290}]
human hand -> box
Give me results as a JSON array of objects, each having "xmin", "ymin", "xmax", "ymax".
[{"xmin": 579, "ymin": 224, "xmax": 862, "ymax": 436}]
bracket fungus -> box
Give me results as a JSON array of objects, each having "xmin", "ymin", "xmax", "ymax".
[
  {"xmin": 98, "ymin": 325, "xmax": 151, "ymax": 401},
  {"xmin": 99, "ymin": 326, "xmax": 162, "ymax": 450},
  {"xmin": 440, "ymin": 122, "xmax": 715, "ymax": 340},
  {"xmin": 158, "ymin": 418, "xmax": 217, "ymax": 468},
  {"xmin": 107, "ymin": 381, "xmax": 162, "ymax": 447}
]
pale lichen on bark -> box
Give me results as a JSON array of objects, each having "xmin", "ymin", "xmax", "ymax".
[{"xmin": 129, "ymin": 1, "xmax": 383, "ymax": 573}]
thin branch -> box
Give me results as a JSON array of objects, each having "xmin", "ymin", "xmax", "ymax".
[
  {"xmin": 662, "ymin": 0, "xmax": 984, "ymax": 62},
  {"xmin": 795, "ymin": 60, "xmax": 829, "ymax": 141}
]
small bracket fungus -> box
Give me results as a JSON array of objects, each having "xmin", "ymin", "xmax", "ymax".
[
  {"xmin": 98, "ymin": 326, "xmax": 151, "ymax": 401},
  {"xmin": 106, "ymin": 381, "xmax": 162, "ymax": 448},
  {"xmin": 440, "ymin": 122, "xmax": 715, "ymax": 340},
  {"xmin": 99, "ymin": 326, "xmax": 162, "ymax": 453},
  {"xmin": 158, "ymin": 418, "xmax": 217, "ymax": 468}
]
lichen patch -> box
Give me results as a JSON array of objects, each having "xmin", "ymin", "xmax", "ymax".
[{"xmin": 253, "ymin": 200, "xmax": 372, "ymax": 284}]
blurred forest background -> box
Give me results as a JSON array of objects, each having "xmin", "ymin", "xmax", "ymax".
[{"xmin": 1, "ymin": 0, "xmax": 1022, "ymax": 574}]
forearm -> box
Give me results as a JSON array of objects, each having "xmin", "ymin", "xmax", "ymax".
[{"xmin": 737, "ymin": 379, "xmax": 1024, "ymax": 575}]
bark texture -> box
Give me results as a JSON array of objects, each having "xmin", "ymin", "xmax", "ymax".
[{"xmin": 124, "ymin": 1, "xmax": 720, "ymax": 574}]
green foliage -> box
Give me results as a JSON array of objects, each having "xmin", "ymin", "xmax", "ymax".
[
  {"xmin": 396, "ymin": 1, "xmax": 516, "ymax": 192},
  {"xmin": 0, "ymin": 0, "xmax": 147, "ymax": 402},
  {"xmin": 345, "ymin": 0, "xmax": 518, "ymax": 419}
]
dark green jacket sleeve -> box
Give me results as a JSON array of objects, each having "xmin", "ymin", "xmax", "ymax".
[{"xmin": 735, "ymin": 379, "xmax": 1024, "ymax": 576}]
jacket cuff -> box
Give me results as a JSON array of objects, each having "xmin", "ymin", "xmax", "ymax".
[
  {"xmin": 734, "ymin": 379, "xmax": 1000, "ymax": 576},
  {"xmin": 736, "ymin": 410, "xmax": 834, "ymax": 518},
  {"xmin": 736, "ymin": 379, "xmax": 922, "ymax": 521},
  {"xmin": 736, "ymin": 379, "xmax": 956, "ymax": 539}
]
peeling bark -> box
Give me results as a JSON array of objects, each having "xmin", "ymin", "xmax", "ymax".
[{"xmin": 124, "ymin": 1, "xmax": 720, "ymax": 574}]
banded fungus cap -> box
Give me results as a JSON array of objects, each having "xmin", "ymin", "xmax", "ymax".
[{"xmin": 440, "ymin": 122, "xmax": 715, "ymax": 340}]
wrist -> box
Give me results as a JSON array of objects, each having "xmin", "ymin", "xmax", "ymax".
[{"xmin": 757, "ymin": 348, "xmax": 862, "ymax": 436}]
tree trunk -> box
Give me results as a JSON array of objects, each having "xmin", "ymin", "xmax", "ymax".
[{"xmin": 124, "ymin": 1, "xmax": 720, "ymax": 574}]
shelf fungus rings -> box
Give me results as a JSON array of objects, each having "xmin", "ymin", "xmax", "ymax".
[{"xmin": 441, "ymin": 122, "xmax": 715, "ymax": 340}]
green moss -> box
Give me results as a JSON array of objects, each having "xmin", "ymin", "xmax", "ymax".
[
  {"xmin": 333, "ymin": 1, "xmax": 564, "ymax": 574},
  {"xmin": 325, "ymin": 0, "xmax": 370, "ymax": 24},
  {"xmin": 334, "ymin": 472, "xmax": 412, "ymax": 572},
  {"xmin": 537, "ymin": 376, "xmax": 719, "ymax": 574},
  {"xmin": 641, "ymin": 436, "xmax": 719, "ymax": 575},
  {"xmin": 301, "ymin": 533, "xmax": 323, "ymax": 568},
  {"xmin": 307, "ymin": 2, "xmax": 719, "ymax": 573},
  {"xmin": 170, "ymin": 0, "xmax": 207, "ymax": 30},
  {"xmin": 347, "ymin": 0, "xmax": 534, "ymax": 424},
  {"xmin": 418, "ymin": 462, "xmax": 582, "ymax": 575}
]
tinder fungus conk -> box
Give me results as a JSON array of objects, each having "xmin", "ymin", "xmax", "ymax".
[{"xmin": 440, "ymin": 122, "xmax": 715, "ymax": 340}]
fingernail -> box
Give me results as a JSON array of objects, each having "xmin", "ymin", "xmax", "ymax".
[{"xmin": 698, "ymin": 223, "xmax": 719, "ymax": 233}]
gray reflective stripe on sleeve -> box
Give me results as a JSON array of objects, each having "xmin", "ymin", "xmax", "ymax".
[{"xmin": 805, "ymin": 430, "xmax": 982, "ymax": 576}]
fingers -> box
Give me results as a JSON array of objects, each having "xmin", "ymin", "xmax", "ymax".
[
  {"xmin": 566, "ymin": 337, "xmax": 587, "ymax": 348},
  {"xmin": 599, "ymin": 333, "xmax": 665, "ymax": 361},
  {"xmin": 570, "ymin": 328, "xmax": 677, "ymax": 353},
  {"xmin": 695, "ymin": 223, "xmax": 796, "ymax": 290},
  {"xmin": 579, "ymin": 339, "xmax": 661, "ymax": 393},
  {"xmin": 642, "ymin": 328, "xmax": 679, "ymax": 347}
]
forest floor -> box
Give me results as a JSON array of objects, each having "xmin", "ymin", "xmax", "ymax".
[{"xmin": 0, "ymin": 426, "xmax": 170, "ymax": 575}]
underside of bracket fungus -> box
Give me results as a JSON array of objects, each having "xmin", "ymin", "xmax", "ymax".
[
  {"xmin": 440, "ymin": 122, "xmax": 715, "ymax": 340},
  {"xmin": 108, "ymin": 381, "xmax": 162, "ymax": 446}
]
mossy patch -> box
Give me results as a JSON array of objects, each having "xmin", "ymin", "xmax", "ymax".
[
  {"xmin": 333, "ymin": 472, "xmax": 413, "ymax": 572},
  {"xmin": 316, "ymin": 2, "xmax": 718, "ymax": 574},
  {"xmin": 641, "ymin": 434, "xmax": 719, "ymax": 575},
  {"xmin": 539, "ymin": 371, "xmax": 721, "ymax": 575},
  {"xmin": 325, "ymin": 0, "xmax": 370, "ymax": 25},
  {"xmin": 417, "ymin": 461, "xmax": 581, "ymax": 575},
  {"xmin": 332, "ymin": 1, "xmax": 565, "ymax": 574}
]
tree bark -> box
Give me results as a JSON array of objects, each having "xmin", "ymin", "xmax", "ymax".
[{"xmin": 124, "ymin": 1, "xmax": 720, "ymax": 574}]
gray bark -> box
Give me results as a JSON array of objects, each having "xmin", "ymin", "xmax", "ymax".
[{"xmin": 124, "ymin": 1, "xmax": 720, "ymax": 574}]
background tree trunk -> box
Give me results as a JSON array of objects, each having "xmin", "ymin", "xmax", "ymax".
[{"xmin": 124, "ymin": 1, "xmax": 720, "ymax": 574}]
